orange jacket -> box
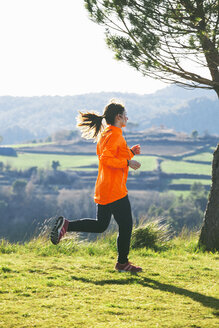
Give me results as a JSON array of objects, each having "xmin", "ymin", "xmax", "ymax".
[{"xmin": 94, "ymin": 125, "xmax": 134, "ymax": 205}]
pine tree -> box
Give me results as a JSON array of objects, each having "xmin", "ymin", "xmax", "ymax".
[{"xmin": 85, "ymin": 0, "xmax": 219, "ymax": 251}]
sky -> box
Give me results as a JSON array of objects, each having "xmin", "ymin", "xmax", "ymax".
[{"xmin": 0, "ymin": 0, "xmax": 166, "ymax": 97}]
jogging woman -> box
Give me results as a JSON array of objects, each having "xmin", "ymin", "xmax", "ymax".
[{"xmin": 50, "ymin": 100, "xmax": 142, "ymax": 273}]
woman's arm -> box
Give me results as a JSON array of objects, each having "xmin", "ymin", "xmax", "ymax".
[
  {"xmin": 99, "ymin": 134, "xmax": 128, "ymax": 168},
  {"xmin": 127, "ymin": 160, "xmax": 141, "ymax": 170},
  {"xmin": 130, "ymin": 144, "xmax": 141, "ymax": 155},
  {"xmin": 99, "ymin": 135, "xmax": 141, "ymax": 170}
]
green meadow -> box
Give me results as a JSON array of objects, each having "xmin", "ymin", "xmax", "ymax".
[
  {"xmin": 0, "ymin": 154, "xmax": 157, "ymax": 172},
  {"xmin": 170, "ymin": 178, "xmax": 211, "ymax": 186},
  {"xmin": 161, "ymin": 160, "xmax": 211, "ymax": 175},
  {"xmin": 0, "ymin": 154, "xmax": 98, "ymax": 171},
  {"xmin": 168, "ymin": 190, "xmax": 192, "ymax": 198},
  {"xmin": 0, "ymin": 235, "xmax": 218, "ymax": 328},
  {"xmin": 0, "ymin": 151, "xmax": 212, "ymax": 174},
  {"xmin": 9, "ymin": 142, "xmax": 55, "ymax": 149},
  {"xmin": 184, "ymin": 152, "xmax": 213, "ymax": 162},
  {"xmin": 0, "ymin": 149, "xmax": 213, "ymax": 197}
]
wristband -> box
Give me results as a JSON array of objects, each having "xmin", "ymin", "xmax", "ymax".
[
  {"xmin": 130, "ymin": 149, "xmax": 135, "ymax": 155},
  {"xmin": 127, "ymin": 160, "xmax": 130, "ymax": 166}
]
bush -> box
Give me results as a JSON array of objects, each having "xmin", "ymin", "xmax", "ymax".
[
  {"xmin": 0, "ymin": 239, "xmax": 19, "ymax": 254},
  {"xmin": 12, "ymin": 179, "xmax": 27, "ymax": 194},
  {"xmin": 167, "ymin": 205, "xmax": 203, "ymax": 234},
  {"xmin": 131, "ymin": 219, "xmax": 170, "ymax": 251},
  {"xmin": 146, "ymin": 185, "xmax": 208, "ymax": 235}
]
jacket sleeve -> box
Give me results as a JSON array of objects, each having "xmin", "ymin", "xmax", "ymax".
[
  {"xmin": 99, "ymin": 134, "xmax": 128, "ymax": 168},
  {"xmin": 128, "ymin": 147, "xmax": 135, "ymax": 159}
]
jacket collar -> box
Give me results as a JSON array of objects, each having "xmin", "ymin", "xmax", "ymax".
[{"xmin": 105, "ymin": 125, "xmax": 122, "ymax": 134}]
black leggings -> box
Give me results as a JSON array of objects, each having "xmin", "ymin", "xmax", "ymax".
[{"xmin": 67, "ymin": 195, "xmax": 133, "ymax": 264}]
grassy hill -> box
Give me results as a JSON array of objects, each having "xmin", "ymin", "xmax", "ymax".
[{"xmin": 0, "ymin": 234, "xmax": 218, "ymax": 327}]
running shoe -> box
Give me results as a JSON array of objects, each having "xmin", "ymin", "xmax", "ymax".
[
  {"xmin": 115, "ymin": 262, "xmax": 142, "ymax": 273},
  {"xmin": 50, "ymin": 216, "xmax": 69, "ymax": 245}
]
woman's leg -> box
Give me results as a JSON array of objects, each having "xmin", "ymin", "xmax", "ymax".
[
  {"xmin": 67, "ymin": 203, "xmax": 112, "ymax": 233},
  {"xmin": 110, "ymin": 195, "xmax": 133, "ymax": 264}
]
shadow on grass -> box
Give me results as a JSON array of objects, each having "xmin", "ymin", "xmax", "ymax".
[{"xmin": 70, "ymin": 275, "xmax": 219, "ymax": 311}]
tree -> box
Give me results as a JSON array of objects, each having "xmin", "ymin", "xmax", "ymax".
[
  {"xmin": 85, "ymin": 0, "xmax": 219, "ymax": 95},
  {"xmin": 84, "ymin": 0, "xmax": 219, "ymax": 251},
  {"xmin": 199, "ymin": 144, "xmax": 219, "ymax": 251},
  {"xmin": 0, "ymin": 162, "xmax": 3, "ymax": 171},
  {"xmin": 190, "ymin": 182, "xmax": 208, "ymax": 212},
  {"xmin": 191, "ymin": 130, "xmax": 198, "ymax": 139},
  {"xmin": 12, "ymin": 179, "xmax": 27, "ymax": 195},
  {"xmin": 52, "ymin": 160, "xmax": 60, "ymax": 171}
]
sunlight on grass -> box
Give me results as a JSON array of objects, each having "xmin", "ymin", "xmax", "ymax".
[
  {"xmin": 0, "ymin": 154, "xmax": 157, "ymax": 172},
  {"xmin": 9, "ymin": 142, "xmax": 55, "ymax": 148},
  {"xmin": 0, "ymin": 154, "xmax": 99, "ymax": 170},
  {"xmin": 136, "ymin": 156, "xmax": 157, "ymax": 171},
  {"xmin": 171, "ymin": 178, "xmax": 211, "ymax": 185},
  {"xmin": 0, "ymin": 235, "xmax": 218, "ymax": 328},
  {"xmin": 167, "ymin": 190, "xmax": 192, "ymax": 198},
  {"xmin": 161, "ymin": 160, "xmax": 211, "ymax": 175},
  {"xmin": 183, "ymin": 152, "xmax": 213, "ymax": 162}
]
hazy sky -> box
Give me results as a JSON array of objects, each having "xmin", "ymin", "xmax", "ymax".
[{"xmin": 0, "ymin": 0, "xmax": 167, "ymax": 96}]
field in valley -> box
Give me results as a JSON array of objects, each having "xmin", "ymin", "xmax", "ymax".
[
  {"xmin": 0, "ymin": 139, "xmax": 213, "ymax": 194},
  {"xmin": 0, "ymin": 153, "xmax": 159, "ymax": 172}
]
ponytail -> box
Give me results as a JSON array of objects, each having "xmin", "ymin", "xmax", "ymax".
[
  {"xmin": 77, "ymin": 99, "xmax": 125, "ymax": 141},
  {"xmin": 76, "ymin": 111, "xmax": 104, "ymax": 141}
]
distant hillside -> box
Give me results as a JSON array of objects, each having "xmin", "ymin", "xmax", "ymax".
[
  {"xmin": 0, "ymin": 85, "xmax": 217, "ymax": 144},
  {"xmin": 150, "ymin": 97, "xmax": 219, "ymax": 135}
]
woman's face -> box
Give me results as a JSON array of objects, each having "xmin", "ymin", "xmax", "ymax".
[{"xmin": 121, "ymin": 110, "xmax": 128, "ymax": 127}]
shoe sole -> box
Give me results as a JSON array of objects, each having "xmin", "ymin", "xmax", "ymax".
[
  {"xmin": 117, "ymin": 269, "xmax": 142, "ymax": 273},
  {"xmin": 50, "ymin": 217, "xmax": 64, "ymax": 245}
]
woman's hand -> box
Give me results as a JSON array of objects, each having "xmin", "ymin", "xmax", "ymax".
[
  {"xmin": 131, "ymin": 144, "xmax": 141, "ymax": 155},
  {"xmin": 128, "ymin": 160, "xmax": 141, "ymax": 170}
]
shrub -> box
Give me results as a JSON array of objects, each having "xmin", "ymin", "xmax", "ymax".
[
  {"xmin": 167, "ymin": 203, "xmax": 204, "ymax": 234},
  {"xmin": 131, "ymin": 219, "xmax": 170, "ymax": 251},
  {"xmin": 0, "ymin": 239, "xmax": 19, "ymax": 254},
  {"xmin": 12, "ymin": 179, "xmax": 27, "ymax": 194}
]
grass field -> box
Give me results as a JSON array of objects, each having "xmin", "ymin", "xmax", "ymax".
[
  {"xmin": 0, "ymin": 235, "xmax": 218, "ymax": 328},
  {"xmin": 170, "ymin": 179, "xmax": 211, "ymax": 185},
  {"xmin": 0, "ymin": 140, "xmax": 214, "ymax": 176},
  {"xmin": 9, "ymin": 142, "xmax": 55, "ymax": 148},
  {"xmin": 0, "ymin": 148, "xmax": 213, "ymax": 197},
  {"xmin": 0, "ymin": 154, "xmax": 158, "ymax": 172},
  {"xmin": 161, "ymin": 160, "xmax": 211, "ymax": 175},
  {"xmin": 0, "ymin": 154, "xmax": 99, "ymax": 171},
  {"xmin": 183, "ymin": 152, "xmax": 213, "ymax": 162},
  {"xmin": 168, "ymin": 190, "xmax": 192, "ymax": 198}
]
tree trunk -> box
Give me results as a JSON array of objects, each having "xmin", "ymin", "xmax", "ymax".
[
  {"xmin": 199, "ymin": 143, "xmax": 219, "ymax": 251},
  {"xmin": 214, "ymin": 86, "xmax": 219, "ymax": 99}
]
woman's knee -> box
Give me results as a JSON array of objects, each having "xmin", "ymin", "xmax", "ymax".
[
  {"xmin": 96, "ymin": 222, "xmax": 109, "ymax": 233},
  {"xmin": 118, "ymin": 222, "xmax": 133, "ymax": 236}
]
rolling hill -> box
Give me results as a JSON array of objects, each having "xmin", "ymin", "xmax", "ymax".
[{"xmin": 0, "ymin": 85, "xmax": 217, "ymax": 144}]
